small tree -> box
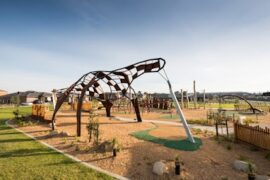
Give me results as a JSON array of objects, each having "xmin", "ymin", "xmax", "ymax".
[
  {"xmin": 11, "ymin": 95, "xmax": 20, "ymax": 107},
  {"xmin": 247, "ymin": 162, "xmax": 255, "ymax": 179},
  {"xmin": 86, "ymin": 109, "xmax": 100, "ymax": 145},
  {"xmin": 12, "ymin": 93, "xmax": 20, "ymax": 119},
  {"xmin": 13, "ymin": 109, "xmax": 20, "ymax": 120}
]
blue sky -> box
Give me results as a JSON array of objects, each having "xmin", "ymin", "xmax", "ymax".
[{"xmin": 0, "ymin": 0, "xmax": 270, "ymax": 93}]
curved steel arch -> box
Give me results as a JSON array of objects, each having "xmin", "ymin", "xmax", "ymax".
[
  {"xmin": 219, "ymin": 94, "xmax": 262, "ymax": 114},
  {"xmin": 51, "ymin": 58, "xmax": 166, "ymax": 136}
]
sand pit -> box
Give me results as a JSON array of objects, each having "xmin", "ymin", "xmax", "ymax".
[{"xmin": 11, "ymin": 110, "xmax": 270, "ymax": 180}]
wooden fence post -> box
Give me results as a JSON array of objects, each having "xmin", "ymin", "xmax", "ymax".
[{"xmin": 234, "ymin": 122, "xmax": 238, "ymax": 143}]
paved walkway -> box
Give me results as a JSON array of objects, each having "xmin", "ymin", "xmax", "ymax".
[{"xmin": 114, "ymin": 116, "xmax": 234, "ymax": 135}]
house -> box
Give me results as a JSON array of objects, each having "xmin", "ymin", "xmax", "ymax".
[
  {"xmin": 263, "ymin": 92, "xmax": 270, "ymax": 96},
  {"xmin": 0, "ymin": 91, "xmax": 52, "ymax": 104},
  {"xmin": 0, "ymin": 89, "xmax": 7, "ymax": 96}
]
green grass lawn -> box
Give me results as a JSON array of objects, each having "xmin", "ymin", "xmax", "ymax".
[{"xmin": 0, "ymin": 106, "xmax": 113, "ymax": 180}]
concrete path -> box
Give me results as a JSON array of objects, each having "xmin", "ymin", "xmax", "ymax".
[{"xmin": 114, "ymin": 116, "xmax": 234, "ymax": 135}]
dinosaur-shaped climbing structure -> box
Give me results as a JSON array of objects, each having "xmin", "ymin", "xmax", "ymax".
[
  {"xmin": 52, "ymin": 58, "xmax": 196, "ymax": 143},
  {"xmin": 52, "ymin": 58, "xmax": 166, "ymax": 136}
]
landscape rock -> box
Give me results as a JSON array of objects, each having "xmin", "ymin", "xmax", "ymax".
[
  {"xmin": 48, "ymin": 130, "xmax": 59, "ymax": 137},
  {"xmin": 60, "ymin": 131, "xmax": 69, "ymax": 137},
  {"xmin": 99, "ymin": 141, "xmax": 113, "ymax": 153},
  {"xmin": 256, "ymin": 175, "xmax": 270, "ymax": 180},
  {"xmin": 233, "ymin": 160, "xmax": 256, "ymax": 173},
  {"xmin": 153, "ymin": 161, "xmax": 167, "ymax": 176}
]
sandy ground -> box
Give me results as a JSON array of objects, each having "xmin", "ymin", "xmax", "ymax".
[
  {"xmin": 11, "ymin": 110, "xmax": 270, "ymax": 180},
  {"xmin": 111, "ymin": 109, "xmax": 207, "ymax": 122},
  {"xmin": 256, "ymin": 113, "xmax": 270, "ymax": 128}
]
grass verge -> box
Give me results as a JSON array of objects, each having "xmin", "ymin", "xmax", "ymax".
[{"xmin": 0, "ymin": 106, "xmax": 113, "ymax": 180}]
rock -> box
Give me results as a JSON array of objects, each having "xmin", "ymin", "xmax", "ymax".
[
  {"xmin": 48, "ymin": 130, "xmax": 59, "ymax": 136},
  {"xmin": 256, "ymin": 175, "xmax": 270, "ymax": 180},
  {"xmin": 153, "ymin": 161, "xmax": 167, "ymax": 176},
  {"xmin": 60, "ymin": 131, "xmax": 69, "ymax": 137},
  {"xmin": 99, "ymin": 141, "xmax": 113, "ymax": 153},
  {"xmin": 233, "ymin": 160, "xmax": 256, "ymax": 173}
]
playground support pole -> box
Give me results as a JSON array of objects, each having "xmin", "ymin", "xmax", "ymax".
[
  {"xmin": 181, "ymin": 89, "xmax": 184, "ymax": 109},
  {"xmin": 51, "ymin": 89, "xmax": 57, "ymax": 129},
  {"xmin": 52, "ymin": 89, "xmax": 57, "ymax": 110},
  {"xmin": 167, "ymin": 80, "xmax": 195, "ymax": 143}
]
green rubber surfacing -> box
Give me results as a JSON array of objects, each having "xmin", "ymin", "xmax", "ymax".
[{"xmin": 130, "ymin": 126, "xmax": 202, "ymax": 151}]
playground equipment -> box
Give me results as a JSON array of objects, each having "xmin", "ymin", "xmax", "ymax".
[
  {"xmin": 112, "ymin": 97, "xmax": 132, "ymax": 113},
  {"xmin": 219, "ymin": 95, "xmax": 263, "ymax": 114},
  {"xmin": 51, "ymin": 58, "xmax": 195, "ymax": 143},
  {"xmin": 72, "ymin": 102, "xmax": 92, "ymax": 111},
  {"xmin": 32, "ymin": 104, "xmax": 50, "ymax": 120}
]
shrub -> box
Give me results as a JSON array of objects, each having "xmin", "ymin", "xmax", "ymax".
[
  {"xmin": 223, "ymin": 135, "xmax": 234, "ymax": 143},
  {"xmin": 265, "ymin": 152, "xmax": 270, "ymax": 161},
  {"xmin": 238, "ymin": 155, "xmax": 250, "ymax": 163},
  {"xmin": 192, "ymin": 128, "xmax": 202, "ymax": 135},
  {"xmin": 111, "ymin": 137, "xmax": 121, "ymax": 157},
  {"xmin": 175, "ymin": 154, "xmax": 181, "ymax": 165},
  {"xmin": 15, "ymin": 116, "xmax": 34, "ymax": 127},
  {"xmin": 243, "ymin": 118, "xmax": 258, "ymax": 125},
  {"xmin": 112, "ymin": 137, "xmax": 121, "ymax": 152},
  {"xmin": 13, "ymin": 109, "xmax": 20, "ymax": 119},
  {"xmin": 248, "ymin": 162, "xmax": 255, "ymax": 174},
  {"xmin": 75, "ymin": 144, "xmax": 80, "ymax": 151},
  {"xmin": 226, "ymin": 144, "xmax": 232, "ymax": 150},
  {"xmin": 250, "ymin": 146, "xmax": 259, "ymax": 152},
  {"xmin": 187, "ymin": 119, "xmax": 211, "ymax": 126},
  {"xmin": 63, "ymin": 137, "xmax": 67, "ymax": 144},
  {"xmin": 75, "ymin": 136, "xmax": 80, "ymax": 142}
]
